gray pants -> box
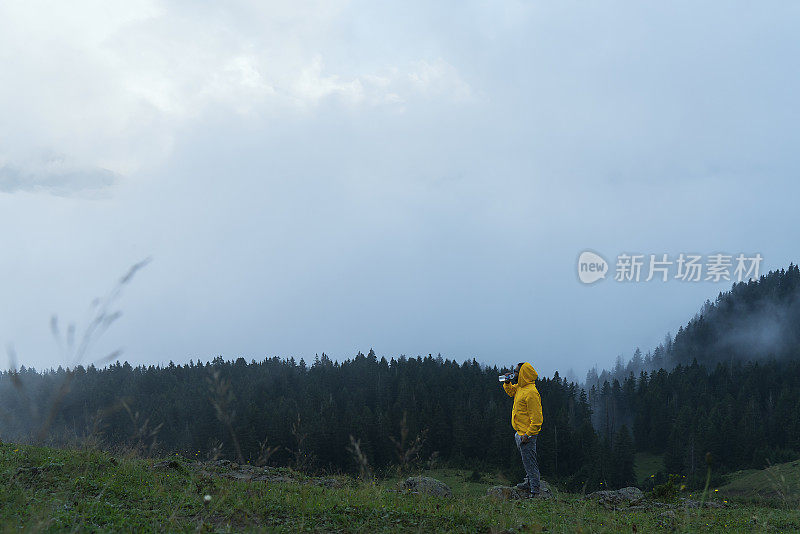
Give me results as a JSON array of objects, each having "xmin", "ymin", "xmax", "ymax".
[{"xmin": 514, "ymin": 432, "xmax": 540, "ymax": 494}]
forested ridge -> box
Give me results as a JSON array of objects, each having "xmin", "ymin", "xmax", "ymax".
[
  {"xmin": 588, "ymin": 263, "xmax": 800, "ymax": 383},
  {"xmin": 585, "ymin": 264, "xmax": 800, "ymax": 485},
  {"xmin": 0, "ymin": 352, "xmax": 630, "ymax": 491},
  {"xmin": 2, "ymin": 265, "xmax": 800, "ymax": 490}
]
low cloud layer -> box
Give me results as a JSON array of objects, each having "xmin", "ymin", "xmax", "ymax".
[
  {"xmin": 0, "ymin": 154, "xmax": 117, "ymax": 195},
  {"xmin": 1, "ymin": 1, "xmax": 799, "ymax": 376}
]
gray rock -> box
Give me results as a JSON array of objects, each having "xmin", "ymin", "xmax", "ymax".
[
  {"xmin": 222, "ymin": 472, "xmax": 253, "ymax": 481},
  {"xmin": 586, "ymin": 487, "xmax": 645, "ymax": 508},
  {"xmin": 251, "ymin": 474, "xmax": 295, "ymax": 484},
  {"xmin": 537, "ymin": 480, "xmax": 553, "ymax": 499},
  {"xmin": 399, "ymin": 476, "xmax": 453, "ymax": 497},
  {"xmin": 152, "ymin": 460, "xmax": 182, "ymax": 471},
  {"xmin": 626, "ymin": 501, "xmax": 670, "ymax": 511},
  {"xmin": 486, "ymin": 480, "xmax": 552, "ymax": 500}
]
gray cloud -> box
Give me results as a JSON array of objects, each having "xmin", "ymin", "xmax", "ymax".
[
  {"xmin": 0, "ymin": 155, "xmax": 118, "ymax": 195},
  {"xmin": 0, "ymin": 0, "xmax": 798, "ymax": 378}
]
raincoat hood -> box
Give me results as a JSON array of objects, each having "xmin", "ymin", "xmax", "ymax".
[{"xmin": 517, "ymin": 363, "xmax": 538, "ymax": 387}]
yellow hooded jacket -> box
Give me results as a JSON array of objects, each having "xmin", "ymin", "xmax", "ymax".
[{"xmin": 502, "ymin": 362, "xmax": 543, "ymax": 436}]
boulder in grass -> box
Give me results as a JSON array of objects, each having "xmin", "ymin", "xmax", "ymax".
[
  {"xmin": 486, "ymin": 480, "xmax": 552, "ymax": 500},
  {"xmin": 399, "ymin": 476, "xmax": 453, "ymax": 497},
  {"xmin": 223, "ymin": 471, "xmax": 253, "ymax": 481},
  {"xmin": 536, "ymin": 480, "xmax": 553, "ymax": 499},
  {"xmin": 585, "ymin": 487, "xmax": 645, "ymax": 508},
  {"xmin": 152, "ymin": 460, "xmax": 183, "ymax": 471},
  {"xmin": 487, "ymin": 486, "xmax": 526, "ymax": 500}
]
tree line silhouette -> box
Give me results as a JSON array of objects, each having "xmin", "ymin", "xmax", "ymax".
[
  {"xmin": 0, "ymin": 352, "xmax": 633, "ymax": 490},
  {"xmin": 2, "ymin": 265, "xmax": 800, "ymax": 490}
]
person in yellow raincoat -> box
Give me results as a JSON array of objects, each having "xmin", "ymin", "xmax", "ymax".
[{"xmin": 502, "ymin": 362, "xmax": 543, "ymax": 497}]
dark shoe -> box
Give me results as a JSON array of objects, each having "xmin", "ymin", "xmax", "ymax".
[{"xmin": 514, "ymin": 479, "xmax": 529, "ymax": 490}]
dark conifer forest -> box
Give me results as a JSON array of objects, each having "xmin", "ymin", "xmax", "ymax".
[{"xmin": 3, "ymin": 265, "xmax": 800, "ymax": 491}]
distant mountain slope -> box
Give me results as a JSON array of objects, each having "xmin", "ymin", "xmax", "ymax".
[
  {"xmin": 669, "ymin": 264, "xmax": 800, "ymax": 368},
  {"xmin": 590, "ymin": 264, "xmax": 800, "ymax": 386},
  {"xmin": 581, "ymin": 266, "xmax": 800, "ymax": 479}
]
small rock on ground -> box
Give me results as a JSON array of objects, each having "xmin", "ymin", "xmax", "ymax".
[
  {"xmin": 486, "ymin": 480, "xmax": 552, "ymax": 500},
  {"xmin": 585, "ymin": 487, "xmax": 645, "ymax": 508},
  {"xmin": 152, "ymin": 460, "xmax": 183, "ymax": 470},
  {"xmin": 399, "ymin": 476, "xmax": 453, "ymax": 497}
]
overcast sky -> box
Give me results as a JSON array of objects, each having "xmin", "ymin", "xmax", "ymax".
[{"xmin": 1, "ymin": 1, "xmax": 799, "ymax": 378}]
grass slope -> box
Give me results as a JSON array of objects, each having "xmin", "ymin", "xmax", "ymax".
[
  {"xmin": 719, "ymin": 459, "xmax": 800, "ymax": 503},
  {"xmin": 633, "ymin": 453, "xmax": 665, "ymax": 486},
  {"xmin": 1, "ymin": 442, "xmax": 799, "ymax": 533}
]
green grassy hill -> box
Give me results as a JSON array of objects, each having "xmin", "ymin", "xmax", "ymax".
[
  {"xmin": 1, "ymin": 442, "xmax": 798, "ymax": 533},
  {"xmin": 718, "ymin": 459, "xmax": 800, "ymax": 503}
]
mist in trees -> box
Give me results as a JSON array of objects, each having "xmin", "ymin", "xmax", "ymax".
[
  {"xmin": 5, "ymin": 266, "xmax": 800, "ymax": 491},
  {"xmin": 0, "ymin": 352, "xmax": 636, "ymax": 491}
]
